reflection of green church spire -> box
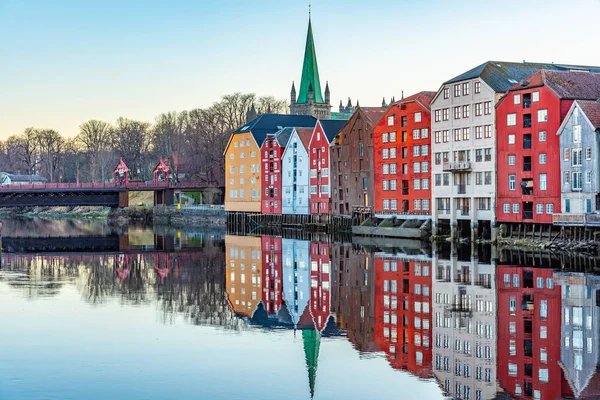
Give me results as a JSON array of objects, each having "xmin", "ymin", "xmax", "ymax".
[{"xmin": 303, "ymin": 329, "xmax": 320, "ymax": 399}]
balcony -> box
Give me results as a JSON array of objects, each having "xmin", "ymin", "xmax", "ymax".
[
  {"xmin": 553, "ymin": 213, "xmax": 585, "ymax": 226},
  {"xmin": 457, "ymin": 184, "xmax": 467, "ymax": 194},
  {"xmin": 443, "ymin": 161, "xmax": 472, "ymax": 172}
]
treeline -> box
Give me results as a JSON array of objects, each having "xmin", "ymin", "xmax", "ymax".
[{"xmin": 0, "ymin": 93, "xmax": 286, "ymax": 184}]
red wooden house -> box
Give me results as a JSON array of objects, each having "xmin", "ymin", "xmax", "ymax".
[
  {"xmin": 309, "ymin": 241, "xmax": 331, "ymax": 332},
  {"xmin": 309, "ymin": 120, "xmax": 346, "ymax": 214},
  {"xmin": 373, "ymin": 254, "xmax": 432, "ymax": 376},
  {"xmin": 373, "ymin": 92, "xmax": 435, "ymax": 215},
  {"xmin": 496, "ymin": 266, "xmax": 566, "ymax": 399},
  {"xmin": 260, "ymin": 127, "xmax": 292, "ymax": 214},
  {"xmin": 261, "ymin": 236, "xmax": 283, "ymax": 316},
  {"xmin": 496, "ymin": 70, "xmax": 600, "ymax": 224}
]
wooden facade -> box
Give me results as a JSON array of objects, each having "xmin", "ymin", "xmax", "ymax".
[
  {"xmin": 330, "ymin": 107, "xmax": 387, "ymax": 215},
  {"xmin": 373, "ymin": 92, "xmax": 435, "ymax": 216}
]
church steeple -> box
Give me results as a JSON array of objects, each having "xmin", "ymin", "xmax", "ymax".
[{"xmin": 297, "ymin": 13, "xmax": 324, "ymax": 104}]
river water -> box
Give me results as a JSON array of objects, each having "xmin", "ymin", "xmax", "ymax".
[{"xmin": 0, "ymin": 219, "xmax": 597, "ymax": 400}]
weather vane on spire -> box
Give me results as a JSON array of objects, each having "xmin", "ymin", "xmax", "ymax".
[{"xmin": 309, "ymin": 3, "xmax": 311, "ymax": 18}]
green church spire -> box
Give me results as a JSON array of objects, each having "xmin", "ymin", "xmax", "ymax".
[
  {"xmin": 303, "ymin": 329, "xmax": 321, "ymax": 399},
  {"xmin": 297, "ymin": 15, "xmax": 324, "ymax": 104}
]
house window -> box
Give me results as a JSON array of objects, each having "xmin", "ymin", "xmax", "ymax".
[
  {"xmin": 462, "ymin": 82, "xmax": 469, "ymax": 96},
  {"xmin": 443, "ymin": 130, "xmax": 449, "ymax": 142},
  {"xmin": 508, "ymin": 134, "xmax": 515, "ymax": 144},
  {"xmin": 508, "ymin": 363, "xmax": 518, "ymax": 376},
  {"xmin": 359, "ymin": 143, "xmax": 364, "ymax": 157},
  {"xmin": 383, "ymin": 180, "xmax": 389, "ymax": 191},
  {"xmin": 390, "ymin": 131, "xmax": 396, "ymax": 142},
  {"xmin": 421, "ymin": 128, "xmax": 429, "ymax": 139},
  {"xmin": 484, "ymin": 102, "xmax": 491, "ymax": 115},
  {"xmin": 434, "ymin": 110, "xmax": 440, "ymax": 122},
  {"xmin": 390, "ymin": 163, "xmax": 397, "ymax": 174},
  {"xmin": 414, "ymin": 112, "xmax": 422, "ymax": 122},
  {"xmin": 414, "ymin": 179, "xmax": 421, "ymax": 190},
  {"xmin": 508, "ymin": 155, "xmax": 516, "ymax": 165},
  {"xmin": 507, "ymin": 113, "xmax": 516, "ymax": 126},
  {"xmin": 443, "ymin": 109, "xmax": 449, "ymax": 121},
  {"xmin": 414, "ymin": 199, "xmax": 421, "ymax": 210},
  {"xmin": 390, "ymin": 180, "xmax": 397, "ymax": 190},
  {"xmin": 485, "ymin": 172, "xmax": 492, "ymax": 185},
  {"xmin": 463, "ymin": 128, "xmax": 470, "ymax": 140},
  {"xmin": 509, "ymin": 175, "xmax": 516, "ymax": 190},
  {"xmin": 422, "ymin": 145, "xmax": 429, "ymax": 156},
  {"xmin": 443, "ymin": 88, "xmax": 449, "ymax": 99},
  {"xmin": 540, "ymin": 325, "xmax": 547, "ymax": 338},
  {"xmin": 586, "ymin": 170, "xmax": 592, "ymax": 184},
  {"xmin": 454, "ymin": 129, "xmax": 461, "ymax": 141},
  {"xmin": 435, "ymin": 174, "xmax": 442, "ymax": 186},
  {"xmin": 513, "ymin": 203, "xmax": 519, "ymax": 214},
  {"xmin": 503, "ymin": 203, "xmax": 510, "ymax": 213},
  {"xmin": 413, "ymin": 146, "xmax": 420, "ymax": 157},
  {"xmin": 475, "ymin": 103, "xmax": 482, "ymax": 116},
  {"xmin": 454, "ymin": 84, "xmax": 461, "ymax": 97},
  {"xmin": 413, "ymin": 129, "xmax": 420, "ymax": 140},
  {"xmin": 540, "ymin": 174, "xmax": 547, "ymax": 191},
  {"xmin": 564, "ymin": 171, "xmax": 570, "ymax": 185},
  {"xmin": 454, "ymin": 107, "xmax": 461, "ymax": 120},
  {"xmin": 463, "ymin": 105, "xmax": 470, "ymax": 118},
  {"xmin": 475, "ymin": 126, "xmax": 482, "ymax": 138},
  {"xmin": 422, "ymin": 162, "xmax": 429, "ymax": 173},
  {"xmin": 383, "ymin": 199, "xmax": 390, "ymax": 210},
  {"xmin": 536, "ymin": 203, "xmax": 543, "ymax": 214},
  {"xmin": 513, "ymin": 94, "xmax": 520, "ymax": 104},
  {"xmin": 539, "ymin": 153, "xmax": 547, "ymax": 164},
  {"xmin": 474, "ymin": 81, "xmax": 481, "ymax": 93},
  {"xmin": 539, "ymin": 369, "xmax": 549, "ymax": 383},
  {"xmin": 382, "ymin": 148, "xmax": 389, "ymax": 159},
  {"xmin": 414, "ymin": 162, "xmax": 421, "ymax": 173},
  {"xmin": 387, "ymin": 115, "xmax": 394, "ymax": 126},
  {"xmin": 390, "ymin": 148, "xmax": 396, "ymax": 158},
  {"xmin": 564, "ymin": 148, "xmax": 570, "ymax": 161},
  {"xmin": 484, "ymin": 148, "xmax": 491, "ymax": 161},
  {"xmin": 573, "ymin": 125, "xmax": 582, "ymax": 143},
  {"xmin": 422, "ymin": 178, "xmax": 429, "ymax": 190},
  {"xmin": 573, "ymin": 171, "xmax": 582, "ymax": 190},
  {"xmin": 538, "ymin": 109, "xmax": 548, "ymax": 122},
  {"xmin": 383, "ymin": 164, "xmax": 389, "ymax": 175},
  {"xmin": 382, "ymin": 132, "xmax": 389, "ymax": 143},
  {"xmin": 586, "ymin": 147, "xmax": 592, "ymax": 160},
  {"xmin": 540, "ymin": 300, "xmax": 548, "ymax": 318},
  {"xmin": 391, "ymin": 199, "xmax": 397, "ymax": 210},
  {"xmin": 484, "ymin": 125, "xmax": 491, "ymax": 138}
]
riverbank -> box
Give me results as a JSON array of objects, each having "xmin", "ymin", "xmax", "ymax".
[{"xmin": 0, "ymin": 206, "xmax": 110, "ymax": 219}]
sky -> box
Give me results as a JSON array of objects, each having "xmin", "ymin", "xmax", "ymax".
[{"xmin": 1, "ymin": 0, "xmax": 600, "ymax": 138}]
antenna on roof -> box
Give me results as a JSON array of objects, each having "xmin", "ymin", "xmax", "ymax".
[{"xmin": 401, "ymin": 90, "xmax": 404, "ymax": 100}]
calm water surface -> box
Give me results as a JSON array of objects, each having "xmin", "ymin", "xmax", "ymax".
[{"xmin": 0, "ymin": 219, "xmax": 597, "ymax": 399}]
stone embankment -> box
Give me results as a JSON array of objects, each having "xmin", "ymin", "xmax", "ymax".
[{"xmin": 153, "ymin": 206, "xmax": 225, "ymax": 227}]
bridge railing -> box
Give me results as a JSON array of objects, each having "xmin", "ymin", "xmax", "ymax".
[{"xmin": 0, "ymin": 181, "xmax": 219, "ymax": 190}]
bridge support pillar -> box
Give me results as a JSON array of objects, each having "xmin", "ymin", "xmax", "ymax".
[{"xmin": 119, "ymin": 191, "xmax": 129, "ymax": 208}]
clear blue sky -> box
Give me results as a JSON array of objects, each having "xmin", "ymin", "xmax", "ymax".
[{"xmin": 1, "ymin": 0, "xmax": 599, "ymax": 138}]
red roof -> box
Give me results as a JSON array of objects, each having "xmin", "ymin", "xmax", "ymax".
[
  {"xmin": 509, "ymin": 70, "xmax": 600, "ymax": 100},
  {"xmin": 360, "ymin": 107, "xmax": 388, "ymax": 127},
  {"xmin": 578, "ymin": 100, "xmax": 600, "ymax": 130},
  {"xmin": 295, "ymin": 127, "xmax": 314, "ymax": 150},
  {"xmin": 393, "ymin": 91, "xmax": 436, "ymax": 111}
]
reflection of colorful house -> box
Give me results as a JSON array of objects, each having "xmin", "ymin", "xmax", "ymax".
[
  {"xmin": 374, "ymin": 253, "xmax": 432, "ymax": 376},
  {"xmin": 282, "ymin": 238, "xmax": 310, "ymax": 326},
  {"xmin": 330, "ymin": 244, "xmax": 376, "ymax": 353},
  {"xmin": 497, "ymin": 266, "xmax": 564, "ymax": 399},
  {"xmin": 225, "ymin": 235, "xmax": 262, "ymax": 317},
  {"xmin": 261, "ymin": 236, "xmax": 283, "ymax": 316},
  {"xmin": 432, "ymin": 249, "xmax": 497, "ymax": 400},
  {"xmin": 309, "ymin": 241, "xmax": 331, "ymax": 332},
  {"xmin": 554, "ymin": 272, "xmax": 600, "ymax": 399}
]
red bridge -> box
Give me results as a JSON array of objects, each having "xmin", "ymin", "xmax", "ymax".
[{"xmin": 0, "ymin": 158, "xmax": 223, "ymax": 208}]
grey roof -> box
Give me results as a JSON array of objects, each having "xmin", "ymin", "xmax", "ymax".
[
  {"xmin": 444, "ymin": 61, "xmax": 600, "ymax": 93},
  {"xmin": 273, "ymin": 127, "xmax": 294, "ymax": 148},
  {"xmin": 319, "ymin": 119, "xmax": 347, "ymax": 142},
  {"xmin": 0, "ymin": 172, "xmax": 47, "ymax": 183},
  {"xmin": 234, "ymin": 114, "xmax": 317, "ymax": 148}
]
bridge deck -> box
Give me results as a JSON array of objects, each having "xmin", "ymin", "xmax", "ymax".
[{"xmin": 0, "ymin": 182, "xmax": 216, "ymax": 193}]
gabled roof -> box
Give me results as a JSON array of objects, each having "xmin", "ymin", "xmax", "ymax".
[
  {"xmin": 233, "ymin": 114, "xmax": 317, "ymax": 148},
  {"xmin": 0, "ymin": 172, "xmax": 47, "ymax": 183},
  {"xmin": 444, "ymin": 60, "xmax": 600, "ymax": 93},
  {"xmin": 393, "ymin": 91, "xmax": 436, "ymax": 111},
  {"xmin": 359, "ymin": 107, "xmax": 388, "ymax": 127},
  {"xmin": 297, "ymin": 17, "xmax": 323, "ymax": 104},
  {"xmin": 318, "ymin": 119, "xmax": 346, "ymax": 142},
  {"xmin": 508, "ymin": 70, "xmax": 600, "ymax": 100},
  {"xmin": 273, "ymin": 127, "xmax": 294, "ymax": 148},
  {"xmin": 578, "ymin": 100, "xmax": 600, "ymax": 129},
  {"xmin": 295, "ymin": 127, "xmax": 314, "ymax": 150}
]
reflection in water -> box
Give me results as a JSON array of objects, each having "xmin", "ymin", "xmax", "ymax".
[{"xmin": 3, "ymin": 226, "xmax": 600, "ymax": 399}]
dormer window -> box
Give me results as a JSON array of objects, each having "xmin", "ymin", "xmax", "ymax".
[{"xmin": 387, "ymin": 115, "xmax": 394, "ymax": 126}]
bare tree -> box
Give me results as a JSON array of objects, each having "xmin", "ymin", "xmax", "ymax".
[
  {"xmin": 77, "ymin": 120, "xmax": 113, "ymax": 181},
  {"xmin": 37, "ymin": 129, "xmax": 64, "ymax": 182},
  {"xmin": 152, "ymin": 111, "xmax": 187, "ymax": 166},
  {"xmin": 256, "ymin": 96, "xmax": 288, "ymax": 114},
  {"xmin": 112, "ymin": 117, "xmax": 152, "ymax": 180},
  {"xmin": 6, "ymin": 128, "xmax": 41, "ymax": 179},
  {"xmin": 213, "ymin": 93, "xmax": 256, "ymax": 131}
]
